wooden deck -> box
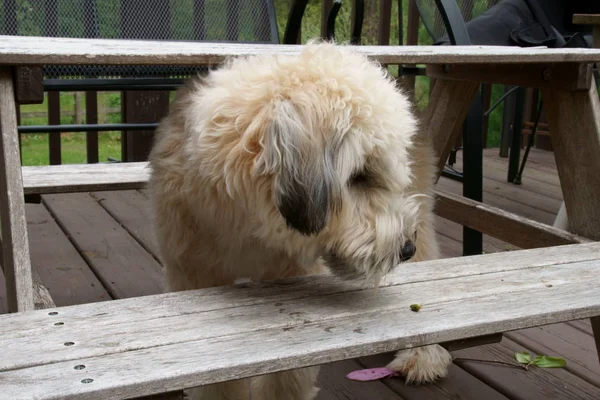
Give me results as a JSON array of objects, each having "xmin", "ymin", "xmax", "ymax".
[{"xmin": 2, "ymin": 148, "xmax": 599, "ymax": 399}]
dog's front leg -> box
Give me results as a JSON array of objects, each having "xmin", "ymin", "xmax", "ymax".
[
  {"xmin": 251, "ymin": 367, "xmax": 320, "ymax": 400},
  {"xmin": 387, "ymin": 344, "xmax": 452, "ymax": 384}
]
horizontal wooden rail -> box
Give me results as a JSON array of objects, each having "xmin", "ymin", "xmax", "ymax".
[
  {"xmin": 434, "ymin": 189, "xmax": 591, "ymax": 248},
  {"xmin": 22, "ymin": 164, "xmax": 590, "ymax": 250}
]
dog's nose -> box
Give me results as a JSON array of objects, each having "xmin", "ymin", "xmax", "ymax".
[{"xmin": 399, "ymin": 240, "xmax": 416, "ymax": 261}]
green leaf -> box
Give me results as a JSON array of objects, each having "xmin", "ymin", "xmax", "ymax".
[
  {"xmin": 532, "ymin": 356, "xmax": 567, "ymax": 368},
  {"xmin": 515, "ymin": 352, "xmax": 532, "ymax": 364},
  {"xmin": 409, "ymin": 304, "xmax": 422, "ymax": 312}
]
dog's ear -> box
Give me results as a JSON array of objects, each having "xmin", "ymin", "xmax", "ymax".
[{"xmin": 259, "ymin": 100, "xmax": 339, "ymax": 236}]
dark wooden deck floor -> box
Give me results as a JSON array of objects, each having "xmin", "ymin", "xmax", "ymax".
[{"xmin": 2, "ymin": 148, "xmax": 599, "ymax": 399}]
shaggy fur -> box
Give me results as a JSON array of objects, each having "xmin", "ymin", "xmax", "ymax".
[{"xmin": 148, "ymin": 41, "xmax": 452, "ymax": 400}]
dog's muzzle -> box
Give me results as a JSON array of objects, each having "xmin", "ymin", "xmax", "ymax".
[{"xmin": 399, "ymin": 240, "xmax": 416, "ymax": 262}]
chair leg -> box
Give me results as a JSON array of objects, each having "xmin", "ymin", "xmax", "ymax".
[
  {"xmin": 507, "ymin": 87, "xmax": 526, "ymax": 183},
  {"xmin": 462, "ymin": 86, "xmax": 484, "ymax": 256},
  {"xmin": 0, "ymin": 66, "xmax": 34, "ymax": 313}
]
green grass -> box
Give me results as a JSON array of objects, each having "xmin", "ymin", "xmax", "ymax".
[
  {"xmin": 20, "ymin": 132, "xmax": 122, "ymax": 166},
  {"xmin": 19, "ymin": 91, "xmax": 123, "ymax": 165}
]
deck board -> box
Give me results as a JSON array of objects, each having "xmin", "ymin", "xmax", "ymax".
[
  {"xmin": 1, "ymin": 148, "xmax": 599, "ymax": 399},
  {"xmin": 90, "ymin": 190, "xmax": 161, "ymax": 260},
  {"xmin": 453, "ymin": 338, "xmax": 600, "ymax": 399},
  {"xmin": 42, "ymin": 193, "xmax": 164, "ymax": 299},
  {"xmin": 359, "ymin": 353, "xmax": 509, "ymax": 400},
  {"xmin": 25, "ymin": 203, "xmax": 110, "ymax": 306},
  {"xmin": 508, "ymin": 323, "xmax": 600, "ymax": 387}
]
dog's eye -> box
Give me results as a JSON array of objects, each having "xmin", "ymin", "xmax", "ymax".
[{"xmin": 349, "ymin": 171, "xmax": 370, "ymax": 186}]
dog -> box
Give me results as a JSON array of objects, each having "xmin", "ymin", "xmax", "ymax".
[{"xmin": 148, "ymin": 40, "xmax": 452, "ymax": 400}]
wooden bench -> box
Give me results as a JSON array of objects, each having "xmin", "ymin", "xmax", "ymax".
[
  {"xmin": 20, "ymin": 162, "xmax": 590, "ymax": 250},
  {"xmin": 1, "ymin": 242, "xmax": 600, "ymax": 399},
  {"xmin": 1, "ymin": 35, "xmax": 600, "ymax": 399}
]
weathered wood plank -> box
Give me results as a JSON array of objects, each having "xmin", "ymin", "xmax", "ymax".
[
  {"xmin": 543, "ymin": 78, "xmax": 600, "ymax": 240},
  {"xmin": 22, "ymin": 162, "xmax": 149, "ymax": 195},
  {"xmin": 454, "ymin": 338, "xmax": 600, "ymax": 399},
  {"xmin": 3, "ymin": 241, "xmax": 599, "ymax": 337},
  {"xmin": 7, "ymin": 262, "xmax": 588, "ymax": 368},
  {"xmin": 573, "ymin": 14, "xmax": 600, "ymax": 26},
  {"xmin": 13, "ymin": 66, "xmax": 44, "ymax": 104},
  {"xmin": 0, "ymin": 243, "xmax": 600, "ymax": 399},
  {"xmin": 314, "ymin": 360, "xmax": 403, "ymax": 400},
  {"xmin": 426, "ymin": 62, "xmax": 594, "ymax": 91},
  {"xmin": 507, "ymin": 323, "xmax": 600, "ymax": 387},
  {"xmin": 31, "ymin": 268, "xmax": 55, "ymax": 311},
  {"xmin": 90, "ymin": 191, "xmax": 160, "ymax": 260},
  {"xmin": 2, "ymin": 35, "xmax": 600, "ymax": 66},
  {"xmin": 435, "ymin": 215, "xmax": 518, "ymax": 254},
  {"xmin": 26, "ymin": 203, "xmax": 111, "ymax": 306},
  {"xmin": 434, "ymin": 190, "xmax": 589, "ymax": 249},
  {"xmin": 359, "ymin": 353, "xmax": 509, "ymax": 400},
  {"xmin": 421, "ymin": 79, "xmax": 480, "ymax": 179},
  {"xmin": 42, "ymin": 193, "xmax": 164, "ymax": 299},
  {"xmin": 436, "ymin": 177, "xmax": 557, "ymax": 225},
  {"xmin": 0, "ymin": 66, "xmax": 34, "ymax": 312},
  {"xmin": 454, "ymin": 151, "xmax": 563, "ymax": 201},
  {"xmin": 0, "ymin": 269, "xmax": 7, "ymax": 313},
  {"xmin": 1, "ymin": 264, "xmax": 598, "ymax": 399}
]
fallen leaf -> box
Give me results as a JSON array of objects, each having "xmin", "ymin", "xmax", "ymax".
[
  {"xmin": 347, "ymin": 368, "xmax": 398, "ymax": 381},
  {"xmin": 515, "ymin": 352, "xmax": 532, "ymax": 364}
]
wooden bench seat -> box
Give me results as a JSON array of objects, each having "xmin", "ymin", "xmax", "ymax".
[
  {"xmin": 1, "ymin": 242, "xmax": 599, "ymax": 400},
  {"xmin": 22, "ymin": 162, "xmax": 150, "ymax": 195},
  {"xmin": 21, "ymin": 162, "xmax": 589, "ymax": 250}
]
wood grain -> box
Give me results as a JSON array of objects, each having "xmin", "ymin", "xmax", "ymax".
[
  {"xmin": 507, "ymin": 323, "xmax": 600, "ymax": 387},
  {"xmin": 1, "ymin": 35, "xmax": 600, "ymax": 66},
  {"xmin": 420, "ymin": 79, "xmax": 480, "ymax": 179},
  {"xmin": 426, "ymin": 62, "xmax": 593, "ymax": 91},
  {"xmin": 22, "ymin": 162, "xmax": 149, "ymax": 194},
  {"xmin": 14, "ymin": 66, "xmax": 44, "ymax": 104},
  {"xmin": 543, "ymin": 78, "xmax": 600, "ymax": 240},
  {"xmin": 359, "ymin": 353, "xmax": 510, "ymax": 400},
  {"xmin": 26, "ymin": 203, "xmax": 111, "ymax": 306},
  {"xmin": 434, "ymin": 189, "xmax": 589, "ymax": 249},
  {"xmin": 437, "ymin": 176, "xmax": 557, "ymax": 226},
  {"xmin": 0, "ymin": 243, "xmax": 600, "ymax": 399},
  {"xmin": 0, "ymin": 67, "xmax": 34, "ymax": 312},
  {"xmin": 573, "ymin": 14, "xmax": 600, "ymax": 26},
  {"xmin": 90, "ymin": 191, "xmax": 161, "ymax": 260},
  {"xmin": 42, "ymin": 193, "xmax": 164, "ymax": 299},
  {"xmin": 31, "ymin": 268, "xmax": 55, "ymax": 311},
  {"xmin": 454, "ymin": 338, "xmax": 600, "ymax": 399}
]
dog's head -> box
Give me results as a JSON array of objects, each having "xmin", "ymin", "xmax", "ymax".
[{"xmin": 192, "ymin": 41, "xmax": 434, "ymax": 281}]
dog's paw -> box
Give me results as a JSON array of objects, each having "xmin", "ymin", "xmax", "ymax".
[{"xmin": 387, "ymin": 344, "xmax": 452, "ymax": 384}]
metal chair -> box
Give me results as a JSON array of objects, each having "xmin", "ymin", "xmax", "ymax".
[{"xmin": 2, "ymin": 0, "xmax": 280, "ymax": 164}]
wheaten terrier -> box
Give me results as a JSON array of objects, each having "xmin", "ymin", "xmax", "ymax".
[{"xmin": 148, "ymin": 41, "xmax": 452, "ymax": 400}]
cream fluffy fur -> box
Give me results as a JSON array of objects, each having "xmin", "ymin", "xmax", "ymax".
[{"xmin": 148, "ymin": 41, "xmax": 452, "ymax": 400}]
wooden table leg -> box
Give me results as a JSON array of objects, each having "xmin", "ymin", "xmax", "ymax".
[
  {"xmin": 542, "ymin": 80, "xmax": 600, "ymax": 241},
  {"xmin": 0, "ymin": 66, "xmax": 34, "ymax": 312},
  {"xmin": 543, "ymin": 78, "xmax": 600, "ymax": 363},
  {"xmin": 421, "ymin": 78, "xmax": 480, "ymax": 180}
]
